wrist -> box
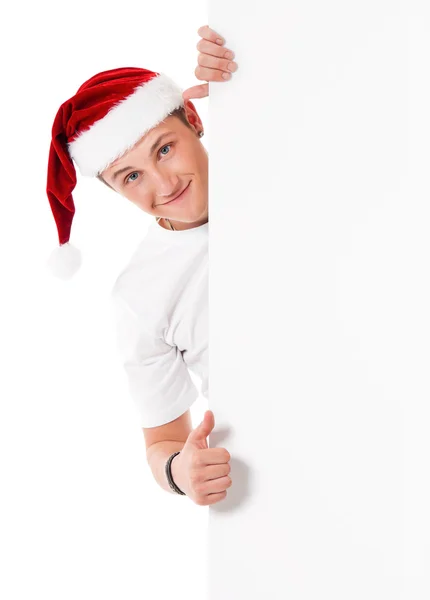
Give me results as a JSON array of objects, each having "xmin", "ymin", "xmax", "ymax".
[{"xmin": 169, "ymin": 452, "xmax": 186, "ymax": 494}]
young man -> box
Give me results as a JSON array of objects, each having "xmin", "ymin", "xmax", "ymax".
[{"xmin": 45, "ymin": 26, "xmax": 239, "ymax": 506}]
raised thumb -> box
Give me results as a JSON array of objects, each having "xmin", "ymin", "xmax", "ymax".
[{"xmin": 186, "ymin": 410, "xmax": 215, "ymax": 446}]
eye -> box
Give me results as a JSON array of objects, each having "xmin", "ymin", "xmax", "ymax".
[
  {"xmin": 125, "ymin": 172, "xmax": 139, "ymax": 184},
  {"xmin": 159, "ymin": 143, "xmax": 172, "ymax": 156}
]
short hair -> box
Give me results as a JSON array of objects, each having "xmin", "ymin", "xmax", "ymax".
[{"xmin": 97, "ymin": 106, "xmax": 194, "ymax": 190}]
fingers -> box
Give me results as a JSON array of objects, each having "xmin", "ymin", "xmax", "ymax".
[
  {"xmin": 194, "ymin": 25, "xmax": 238, "ymax": 83},
  {"xmin": 194, "ymin": 51, "xmax": 238, "ymax": 83},
  {"xmin": 197, "ymin": 37, "xmax": 235, "ymax": 61},
  {"xmin": 196, "ymin": 491, "xmax": 227, "ymax": 506},
  {"xmin": 197, "ymin": 49, "xmax": 238, "ymax": 76},
  {"xmin": 197, "ymin": 25, "xmax": 226, "ymax": 46},
  {"xmin": 203, "ymin": 463, "xmax": 231, "ymax": 481},
  {"xmin": 194, "ymin": 63, "xmax": 233, "ymax": 83},
  {"xmin": 187, "ymin": 443, "xmax": 232, "ymax": 505},
  {"xmin": 195, "ymin": 475, "xmax": 232, "ymax": 496},
  {"xmin": 197, "ymin": 447, "xmax": 231, "ymax": 465}
]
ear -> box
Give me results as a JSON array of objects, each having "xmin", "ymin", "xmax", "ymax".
[{"xmin": 183, "ymin": 99, "xmax": 203, "ymax": 134}]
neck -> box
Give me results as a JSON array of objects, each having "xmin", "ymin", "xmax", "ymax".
[{"xmin": 157, "ymin": 215, "xmax": 208, "ymax": 231}]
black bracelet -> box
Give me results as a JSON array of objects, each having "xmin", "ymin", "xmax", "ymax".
[{"xmin": 165, "ymin": 451, "xmax": 186, "ymax": 495}]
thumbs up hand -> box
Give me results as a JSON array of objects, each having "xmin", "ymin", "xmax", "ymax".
[{"xmin": 171, "ymin": 410, "xmax": 232, "ymax": 505}]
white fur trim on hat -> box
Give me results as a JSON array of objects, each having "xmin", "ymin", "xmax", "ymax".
[{"xmin": 68, "ymin": 72, "xmax": 184, "ymax": 177}]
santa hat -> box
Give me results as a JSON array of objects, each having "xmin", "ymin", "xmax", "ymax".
[{"xmin": 46, "ymin": 67, "xmax": 196, "ymax": 280}]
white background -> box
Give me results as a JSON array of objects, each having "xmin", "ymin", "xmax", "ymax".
[
  {"xmin": 0, "ymin": 2, "xmax": 210, "ymax": 599},
  {"xmin": 208, "ymin": 1, "xmax": 429, "ymax": 599},
  {"xmin": 1, "ymin": 1, "xmax": 430, "ymax": 599}
]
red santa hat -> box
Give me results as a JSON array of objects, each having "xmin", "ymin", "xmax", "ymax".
[{"xmin": 46, "ymin": 67, "xmax": 195, "ymax": 280}]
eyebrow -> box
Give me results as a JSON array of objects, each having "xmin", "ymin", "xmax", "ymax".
[{"xmin": 111, "ymin": 131, "xmax": 175, "ymax": 183}]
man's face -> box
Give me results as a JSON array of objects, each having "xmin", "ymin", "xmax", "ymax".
[{"xmin": 100, "ymin": 105, "xmax": 208, "ymax": 226}]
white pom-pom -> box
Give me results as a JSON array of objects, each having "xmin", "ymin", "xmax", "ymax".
[{"xmin": 46, "ymin": 242, "xmax": 82, "ymax": 280}]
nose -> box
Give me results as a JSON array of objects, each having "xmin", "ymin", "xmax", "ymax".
[{"xmin": 151, "ymin": 169, "xmax": 182, "ymax": 203}]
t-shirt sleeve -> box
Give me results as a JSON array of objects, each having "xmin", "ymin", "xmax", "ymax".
[{"xmin": 110, "ymin": 290, "xmax": 199, "ymax": 428}]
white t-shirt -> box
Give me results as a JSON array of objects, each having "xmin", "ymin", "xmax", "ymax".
[{"xmin": 110, "ymin": 218, "xmax": 208, "ymax": 428}]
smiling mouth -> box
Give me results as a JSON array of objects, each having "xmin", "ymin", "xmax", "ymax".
[{"xmin": 160, "ymin": 181, "xmax": 191, "ymax": 205}]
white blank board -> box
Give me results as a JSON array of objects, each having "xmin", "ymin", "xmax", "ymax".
[{"xmin": 208, "ymin": 2, "xmax": 430, "ymax": 598}]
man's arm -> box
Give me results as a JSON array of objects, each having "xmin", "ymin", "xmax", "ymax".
[{"xmin": 144, "ymin": 410, "xmax": 193, "ymax": 494}]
